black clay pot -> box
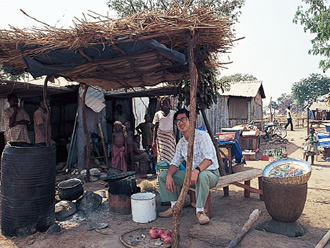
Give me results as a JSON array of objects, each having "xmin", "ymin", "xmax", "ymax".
[{"xmin": 58, "ymin": 178, "xmax": 84, "ymax": 201}]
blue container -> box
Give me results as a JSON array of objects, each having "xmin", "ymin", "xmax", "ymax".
[{"xmin": 326, "ymin": 125, "xmax": 330, "ymax": 132}]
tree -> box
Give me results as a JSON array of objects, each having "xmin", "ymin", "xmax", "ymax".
[
  {"xmin": 219, "ymin": 73, "xmax": 257, "ymax": 83},
  {"xmin": 293, "ymin": 0, "xmax": 330, "ymax": 72},
  {"xmin": 276, "ymin": 93, "xmax": 295, "ymax": 114},
  {"xmin": 291, "ymin": 73, "xmax": 330, "ymax": 108},
  {"xmin": 107, "ymin": 0, "xmax": 245, "ymax": 22}
]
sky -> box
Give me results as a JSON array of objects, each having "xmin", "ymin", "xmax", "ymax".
[{"xmin": 0, "ymin": 0, "xmax": 329, "ymax": 105}]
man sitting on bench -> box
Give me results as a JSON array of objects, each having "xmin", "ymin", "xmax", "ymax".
[{"xmin": 158, "ymin": 109, "xmax": 219, "ymax": 225}]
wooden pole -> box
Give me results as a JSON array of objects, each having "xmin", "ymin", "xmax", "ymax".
[
  {"xmin": 43, "ymin": 75, "xmax": 50, "ymax": 146},
  {"xmin": 307, "ymin": 107, "xmax": 310, "ymax": 135},
  {"xmin": 98, "ymin": 121, "xmax": 109, "ymax": 169},
  {"xmin": 201, "ymin": 108, "xmax": 226, "ymax": 176},
  {"xmin": 315, "ymin": 229, "xmax": 330, "ymax": 248},
  {"xmin": 171, "ymin": 31, "xmax": 199, "ymax": 248},
  {"xmin": 82, "ymin": 85, "xmax": 91, "ymax": 182},
  {"xmin": 226, "ymin": 209, "xmax": 261, "ymax": 248}
]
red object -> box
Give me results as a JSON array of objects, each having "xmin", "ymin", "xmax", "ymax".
[
  {"xmin": 151, "ymin": 144, "xmax": 157, "ymax": 158},
  {"xmin": 216, "ymin": 132, "xmax": 236, "ymax": 141},
  {"xmin": 261, "ymin": 156, "xmax": 269, "ymax": 161}
]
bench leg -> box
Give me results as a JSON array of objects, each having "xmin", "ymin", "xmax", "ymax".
[
  {"xmin": 189, "ymin": 190, "xmax": 212, "ymax": 218},
  {"xmin": 223, "ymin": 186, "xmax": 229, "ymax": 197},
  {"xmin": 244, "ymin": 180, "xmax": 251, "ymax": 197},
  {"xmin": 258, "ymin": 176, "xmax": 264, "ymax": 201}
]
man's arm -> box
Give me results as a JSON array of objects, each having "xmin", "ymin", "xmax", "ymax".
[
  {"xmin": 165, "ymin": 164, "xmax": 179, "ymax": 192},
  {"xmin": 152, "ymin": 122, "xmax": 159, "ymax": 145},
  {"xmin": 191, "ymin": 159, "xmax": 212, "ymax": 184}
]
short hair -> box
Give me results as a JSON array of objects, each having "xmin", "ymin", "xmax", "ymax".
[
  {"xmin": 174, "ymin": 108, "xmax": 189, "ymax": 121},
  {"xmin": 114, "ymin": 121, "xmax": 123, "ymax": 126},
  {"xmin": 7, "ymin": 93, "xmax": 17, "ymax": 101},
  {"xmin": 160, "ymin": 96, "xmax": 170, "ymax": 103},
  {"xmin": 287, "ymin": 106, "xmax": 291, "ymax": 109}
]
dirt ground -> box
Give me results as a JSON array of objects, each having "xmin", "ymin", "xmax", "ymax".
[{"xmin": 0, "ymin": 126, "xmax": 329, "ymax": 248}]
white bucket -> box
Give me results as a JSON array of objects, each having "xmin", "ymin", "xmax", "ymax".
[{"xmin": 131, "ymin": 192, "xmax": 156, "ymax": 223}]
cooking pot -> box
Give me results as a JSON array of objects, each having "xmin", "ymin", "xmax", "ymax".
[{"xmin": 58, "ymin": 178, "xmax": 83, "ymax": 201}]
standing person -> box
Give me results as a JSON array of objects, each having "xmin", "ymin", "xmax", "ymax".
[
  {"xmin": 158, "ymin": 109, "xmax": 219, "ymax": 225},
  {"xmin": 114, "ymin": 104, "xmax": 129, "ymax": 124},
  {"xmin": 111, "ymin": 121, "xmax": 127, "ymax": 172},
  {"xmin": 33, "ymin": 99, "xmax": 55, "ymax": 146},
  {"xmin": 3, "ymin": 93, "xmax": 31, "ymax": 143},
  {"xmin": 136, "ymin": 114, "xmax": 154, "ymax": 150},
  {"xmin": 152, "ymin": 97, "xmax": 176, "ymax": 164},
  {"xmin": 285, "ymin": 106, "xmax": 294, "ymax": 131},
  {"xmin": 303, "ymin": 127, "xmax": 318, "ymax": 165}
]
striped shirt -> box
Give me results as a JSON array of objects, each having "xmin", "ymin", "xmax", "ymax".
[{"xmin": 171, "ymin": 129, "xmax": 219, "ymax": 170}]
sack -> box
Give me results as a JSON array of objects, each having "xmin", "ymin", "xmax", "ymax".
[{"xmin": 217, "ymin": 132, "xmax": 236, "ymax": 141}]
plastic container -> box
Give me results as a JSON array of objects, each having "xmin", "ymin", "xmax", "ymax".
[
  {"xmin": 131, "ymin": 192, "xmax": 156, "ymax": 223},
  {"xmin": 326, "ymin": 124, "xmax": 330, "ymax": 133}
]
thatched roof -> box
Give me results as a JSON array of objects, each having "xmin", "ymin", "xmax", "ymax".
[
  {"xmin": 221, "ymin": 80, "xmax": 266, "ymax": 98},
  {"xmin": 0, "ymin": 6, "xmax": 234, "ymax": 90}
]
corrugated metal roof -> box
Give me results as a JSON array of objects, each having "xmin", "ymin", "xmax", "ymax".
[{"xmin": 221, "ymin": 81, "xmax": 266, "ymax": 98}]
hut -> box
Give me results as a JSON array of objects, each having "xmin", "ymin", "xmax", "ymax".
[{"xmin": 197, "ymin": 80, "xmax": 266, "ymax": 134}]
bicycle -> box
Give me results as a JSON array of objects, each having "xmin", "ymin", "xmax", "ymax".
[{"xmin": 264, "ymin": 120, "xmax": 287, "ymax": 139}]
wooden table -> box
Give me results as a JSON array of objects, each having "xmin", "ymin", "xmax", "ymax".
[{"xmin": 218, "ymin": 142, "xmax": 234, "ymax": 174}]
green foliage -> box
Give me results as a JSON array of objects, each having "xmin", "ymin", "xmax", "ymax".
[
  {"xmin": 219, "ymin": 73, "xmax": 257, "ymax": 82},
  {"xmin": 293, "ymin": 0, "xmax": 330, "ymax": 72},
  {"xmin": 0, "ymin": 67, "xmax": 27, "ymax": 81},
  {"xmin": 176, "ymin": 69, "xmax": 224, "ymax": 111},
  {"xmin": 107, "ymin": 0, "xmax": 245, "ymax": 22},
  {"xmin": 291, "ymin": 73, "xmax": 330, "ymax": 108}
]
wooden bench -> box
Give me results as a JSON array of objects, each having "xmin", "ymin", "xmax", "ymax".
[{"xmin": 190, "ymin": 168, "xmax": 263, "ymax": 217}]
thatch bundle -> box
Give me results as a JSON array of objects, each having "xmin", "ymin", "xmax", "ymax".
[{"xmin": 0, "ymin": 5, "xmax": 235, "ymax": 89}]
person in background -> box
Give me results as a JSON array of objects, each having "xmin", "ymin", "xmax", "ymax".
[
  {"xmin": 321, "ymin": 110, "xmax": 327, "ymax": 120},
  {"xmin": 284, "ymin": 106, "xmax": 294, "ymax": 131},
  {"xmin": 152, "ymin": 97, "xmax": 176, "ymax": 164},
  {"xmin": 124, "ymin": 120, "xmax": 134, "ymax": 170},
  {"xmin": 158, "ymin": 109, "xmax": 219, "ymax": 225},
  {"xmin": 132, "ymin": 135, "xmax": 153, "ymax": 173},
  {"xmin": 114, "ymin": 104, "xmax": 129, "ymax": 124},
  {"xmin": 136, "ymin": 114, "xmax": 154, "ymax": 150},
  {"xmin": 111, "ymin": 121, "xmax": 127, "ymax": 172},
  {"xmin": 33, "ymin": 99, "xmax": 55, "ymax": 146},
  {"xmin": 303, "ymin": 127, "xmax": 318, "ymax": 165},
  {"xmin": 3, "ymin": 93, "xmax": 31, "ymax": 143},
  {"xmin": 315, "ymin": 108, "xmax": 320, "ymax": 120},
  {"xmin": 308, "ymin": 109, "xmax": 314, "ymax": 120}
]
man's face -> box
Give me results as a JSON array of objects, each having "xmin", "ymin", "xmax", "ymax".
[
  {"xmin": 160, "ymin": 99, "xmax": 170, "ymax": 112},
  {"xmin": 175, "ymin": 113, "xmax": 189, "ymax": 133},
  {"xmin": 9, "ymin": 97, "xmax": 18, "ymax": 107}
]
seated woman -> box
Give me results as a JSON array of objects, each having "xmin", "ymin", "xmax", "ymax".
[{"xmin": 132, "ymin": 135, "xmax": 153, "ymax": 174}]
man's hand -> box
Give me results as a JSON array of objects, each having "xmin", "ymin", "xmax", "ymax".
[
  {"xmin": 190, "ymin": 169, "xmax": 199, "ymax": 184},
  {"xmin": 165, "ymin": 174, "xmax": 175, "ymax": 192}
]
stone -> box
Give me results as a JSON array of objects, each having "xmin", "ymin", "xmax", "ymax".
[
  {"xmin": 46, "ymin": 223, "xmax": 61, "ymax": 234},
  {"xmin": 55, "ymin": 200, "xmax": 77, "ymax": 220},
  {"xmin": 76, "ymin": 191, "xmax": 102, "ymax": 213}
]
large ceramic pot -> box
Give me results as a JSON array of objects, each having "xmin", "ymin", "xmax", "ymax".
[
  {"xmin": 58, "ymin": 178, "xmax": 84, "ymax": 201},
  {"xmin": 263, "ymin": 179, "xmax": 307, "ymax": 223}
]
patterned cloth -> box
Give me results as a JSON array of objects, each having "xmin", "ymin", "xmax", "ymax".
[
  {"xmin": 3, "ymin": 107, "xmax": 30, "ymax": 143},
  {"xmin": 303, "ymin": 133, "xmax": 319, "ymax": 156},
  {"xmin": 111, "ymin": 145, "xmax": 127, "ymax": 172},
  {"xmin": 156, "ymin": 129, "xmax": 176, "ymax": 164},
  {"xmin": 171, "ymin": 129, "xmax": 219, "ymax": 170}
]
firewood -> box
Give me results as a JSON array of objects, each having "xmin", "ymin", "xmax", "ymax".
[
  {"xmin": 226, "ymin": 209, "xmax": 261, "ymax": 248},
  {"xmin": 315, "ymin": 229, "xmax": 330, "ymax": 248}
]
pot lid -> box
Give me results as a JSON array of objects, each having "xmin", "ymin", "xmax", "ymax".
[
  {"xmin": 58, "ymin": 178, "xmax": 82, "ymax": 189},
  {"xmin": 101, "ymin": 171, "xmax": 137, "ymax": 182}
]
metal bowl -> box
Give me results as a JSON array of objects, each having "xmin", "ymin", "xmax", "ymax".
[{"xmin": 263, "ymin": 158, "xmax": 311, "ymax": 177}]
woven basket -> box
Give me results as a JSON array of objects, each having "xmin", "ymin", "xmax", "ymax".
[{"xmin": 263, "ymin": 171, "xmax": 311, "ymax": 185}]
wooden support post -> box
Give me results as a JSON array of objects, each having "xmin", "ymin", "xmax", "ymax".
[
  {"xmin": 43, "ymin": 76, "xmax": 50, "ymax": 146},
  {"xmin": 224, "ymin": 186, "xmax": 229, "ymax": 196},
  {"xmin": 244, "ymin": 180, "xmax": 251, "ymax": 197},
  {"xmin": 201, "ymin": 108, "xmax": 226, "ymax": 176},
  {"xmin": 258, "ymin": 176, "xmax": 264, "ymax": 200},
  {"xmin": 307, "ymin": 107, "xmax": 310, "ymax": 135},
  {"xmin": 98, "ymin": 122, "xmax": 109, "ymax": 169},
  {"xmin": 82, "ymin": 85, "xmax": 91, "ymax": 182},
  {"xmin": 172, "ymin": 31, "xmax": 199, "ymax": 248},
  {"xmin": 315, "ymin": 229, "xmax": 330, "ymax": 248}
]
